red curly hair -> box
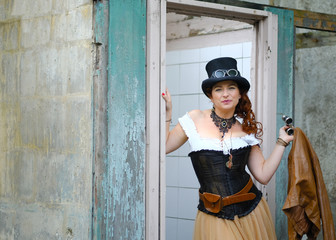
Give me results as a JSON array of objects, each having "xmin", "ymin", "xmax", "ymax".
[{"xmin": 234, "ymin": 90, "xmax": 263, "ymax": 140}]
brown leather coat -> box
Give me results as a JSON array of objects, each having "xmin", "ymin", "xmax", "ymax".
[{"xmin": 282, "ymin": 127, "xmax": 336, "ymax": 240}]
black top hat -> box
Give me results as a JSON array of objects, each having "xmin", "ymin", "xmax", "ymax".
[{"xmin": 201, "ymin": 57, "xmax": 250, "ymax": 98}]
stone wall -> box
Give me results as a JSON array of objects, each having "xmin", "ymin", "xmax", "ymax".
[
  {"xmin": 0, "ymin": 0, "xmax": 93, "ymax": 239},
  {"xmin": 295, "ymin": 44, "xmax": 336, "ymax": 239}
]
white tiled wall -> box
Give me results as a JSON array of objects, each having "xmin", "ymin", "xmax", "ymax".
[{"xmin": 166, "ymin": 42, "xmax": 252, "ymax": 240}]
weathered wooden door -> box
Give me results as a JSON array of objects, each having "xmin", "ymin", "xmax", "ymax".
[
  {"xmin": 92, "ymin": 0, "xmax": 147, "ymax": 239},
  {"xmin": 265, "ymin": 7, "xmax": 295, "ymax": 240}
]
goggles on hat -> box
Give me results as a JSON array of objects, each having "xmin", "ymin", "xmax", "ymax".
[{"xmin": 211, "ymin": 69, "xmax": 239, "ymax": 78}]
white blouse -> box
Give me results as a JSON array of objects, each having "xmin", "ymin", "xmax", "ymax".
[{"xmin": 178, "ymin": 113, "xmax": 260, "ymax": 154}]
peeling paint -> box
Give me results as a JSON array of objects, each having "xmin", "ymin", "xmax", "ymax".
[
  {"xmin": 265, "ymin": 7, "xmax": 295, "ymax": 240},
  {"xmin": 302, "ymin": 17, "xmax": 319, "ymax": 28},
  {"xmin": 92, "ymin": 0, "xmax": 146, "ymax": 239}
]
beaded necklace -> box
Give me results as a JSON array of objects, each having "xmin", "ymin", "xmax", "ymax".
[
  {"xmin": 210, "ymin": 108, "xmax": 236, "ymax": 138},
  {"xmin": 210, "ymin": 108, "xmax": 236, "ymax": 169}
]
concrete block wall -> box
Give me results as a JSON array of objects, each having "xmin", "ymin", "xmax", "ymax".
[
  {"xmin": 295, "ymin": 45, "xmax": 336, "ymax": 239},
  {"xmin": 0, "ymin": 0, "xmax": 93, "ymax": 239}
]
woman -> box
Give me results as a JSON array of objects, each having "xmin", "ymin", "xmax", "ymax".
[{"xmin": 162, "ymin": 57, "xmax": 293, "ymax": 239}]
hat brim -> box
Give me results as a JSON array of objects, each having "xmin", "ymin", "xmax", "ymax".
[{"xmin": 201, "ymin": 76, "xmax": 250, "ymax": 98}]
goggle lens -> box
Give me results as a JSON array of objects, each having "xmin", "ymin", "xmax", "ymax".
[
  {"xmin": 227, "ymin": 69, "xmax": 238, "ymax": 76},
  {"xmin": 212, "ymin": 69, "xmax": 238, "ymax": 78}
]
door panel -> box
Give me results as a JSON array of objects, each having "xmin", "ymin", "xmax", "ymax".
[{"xmin": 265, "ymin": 7, "xmax": 295, "ymax": 240}]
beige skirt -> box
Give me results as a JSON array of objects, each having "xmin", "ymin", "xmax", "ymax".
[{"xmin": 193, "ymin": 197, "xmax": 277, "ymax": 240}]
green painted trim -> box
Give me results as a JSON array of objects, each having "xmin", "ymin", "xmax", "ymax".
[
  {"xmin": 265, "ymin": 7, "xmax": 294, "ymax": 240},
  {"xmin": 92, "ymin": 0, "xmax": 146, "ymax": 239},
  {"xmin": 105, "ymin": 0, "xmax": 147, "ymax": 239}
]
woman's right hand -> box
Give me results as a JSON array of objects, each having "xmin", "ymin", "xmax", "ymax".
[{"xmin": 162, "ymin": 88, "xmax": 172, "ymax": 116}]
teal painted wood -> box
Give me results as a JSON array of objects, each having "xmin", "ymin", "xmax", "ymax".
[
  {"xmin": 105, "ymin": 0, "xmax": 146, "ymax": 239},
  {"xmin": 265, "ymin": 7, "xmax": 294, "ymax": 240}
]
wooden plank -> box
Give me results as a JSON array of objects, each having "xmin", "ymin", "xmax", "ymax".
[
  {"xmin": 146, "ymin": 0, "xmax": 163, "ymax": 239},
  {"xmin": 160, "ymin": 2, "xmax": 167, "ymax": 240},
  {"xmin": 167, "ymin": 0, "xmax": 268, "ymax": 24},
  {"xmin": 250, "ymin": 9, "xmax": 278, "ymax": 223},
  {"xmin": 198, "ymin": 0, "xmax": 336, "ymax": 32},
  {"xmin": 293, "ymin": 9, "xmax": 336, "ymax": 32},
  {"xmin": 296, "ymin": 31, "xmax": 336, "ymax": 49},
  {"xmin": 265, "ymin": 7, "xmax": 295, "ymax": 240},
  {"xmin": 198, "ymin": 0, "xmax": 264, "ymax": 10},
  {"xmin": 105, "ymin": 0, "xmax": 147, "ymax": 239},
  {"xmin": 92, "ymin": 1, "xmax": 109, "ymax": 239}
]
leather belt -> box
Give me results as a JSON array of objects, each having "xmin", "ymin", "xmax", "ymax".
[{"xmin": 199, "ymin": 177, "xmax": 256, "ymax": 213}]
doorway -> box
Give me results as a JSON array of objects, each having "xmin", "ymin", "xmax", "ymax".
[
  {"xmin": 146, "ymin": 1, "xmax": 278, "ymax": 239},
  {"xmin": 165, "ymin": 13, "xmax": 254, "ymax": 239}
]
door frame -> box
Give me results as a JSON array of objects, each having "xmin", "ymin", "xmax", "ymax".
[{"xmin": 146, "ymin": 0, "xmax": 278, "ymax": 239}]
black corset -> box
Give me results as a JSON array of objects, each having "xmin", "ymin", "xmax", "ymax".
[{"xmin": 189, "ymin": 146, "xmax": 262, "ymax": 220}]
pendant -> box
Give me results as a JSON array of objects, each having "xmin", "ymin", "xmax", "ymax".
[
  {"xmin": 221, "ymin": 120, "xmax": 227, "ymax": 128},
  {"xmin": 226, "ymin": 154, "xmax": 233, "ymax": 169}
]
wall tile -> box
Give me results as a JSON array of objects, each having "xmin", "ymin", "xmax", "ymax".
[
  {"xmin": 178, "ymin": 95, "xmax": 199, "ymax": 117},
  {"xmin": 243, "ymin": 42, "xmax": 252, "ymax": 57},
  {"xmin": 179, "ymin": 63, "xmax": 200, "ymax": 94},
  {"xmin": 200, "ymin": 46, "xmax": 221, "ymax": 62},
  {"xmin": 178, "ymin": 141, "xmax": 191, "ymax": 157},
  {"xmin": 171, "ymin": 95, "xmax": 180, "ymax": 126},
  {"xmin": 166, "ymin": 156, "xmax": 179, "ymax": 187},
  {"xmin": 178, "ymin": 157, "xmax": 199, "ymax": 188},
  {"xmin": 166, "ymin": 51, "xmax": 180, "ymax": 65},
  {"xmin": 177, "ymin": 188, "xmax": 198, "ymax": 219},
  {"xmin": 166, "ymin": 65, "xmax": 180, "ymax": 94},
  {"xmin": 166, "ymin": 187, "xmax": 179, "ymax": 218},
  {"xmin": 166, "ymin": 217, "xmax": 178, "ymax": 240},
  {"xmin": 177, "ymin": 219, "xmax": 195, "ymax": 240},
  {"xmin": 242, "ymin": 57, "xmax": 251, "ymax": 82},
  {"xmin": 179, "ymin": 48, "xmax": 199, "ymax": 64},
  {"xmin": 220, "ymin": 43, "xmax": 243, "ymax": 58},
  {"xmin": 199, "ymin": 61, "xmax": 208, "ymax": 93},
  {"xmin": 236, "ymin": 58, "xmax": 243, "ymax": 73},
  {"xmin": 199, "ymin": 95, "xmax": 212, "ymax": 110}
]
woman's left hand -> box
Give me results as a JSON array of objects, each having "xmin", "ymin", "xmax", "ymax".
[{"xmin": 278, "ymin": 126, "xmax": 294, "ymax": 144}]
